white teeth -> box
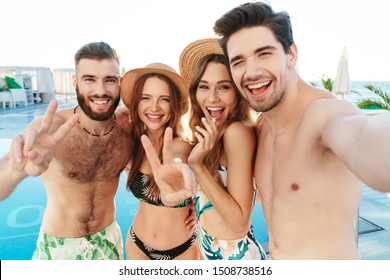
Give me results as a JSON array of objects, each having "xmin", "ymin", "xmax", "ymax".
[
  {"xmin": 148, "ymin": 115, "xmax": 161, "ymax": 119},
  {"xmin": 93, "ymin": 100, "xmax": 108, "ymax": 104},
  {"xmin": 248, "ymin": 81, "xmax": 270, "ymax": 89},
  {"xmin": 207, "ymin": 107, "xmax": 223, "ymax": 111}
]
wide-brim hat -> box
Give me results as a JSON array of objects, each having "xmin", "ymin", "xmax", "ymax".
[
  {"xmin": 179, "ymin": 38, "xmax": 224, "ymax": 86},
  {"xmin": 121, "ymin": 63, "xmax": 189, "ymax": 115}
]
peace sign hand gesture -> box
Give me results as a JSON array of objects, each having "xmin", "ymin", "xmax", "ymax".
[
  {"xmin": 141, "ymin": 127, "xmax": 196, "ymax": 207},
  {"xmin": 9, "ymin": 100, "xmax": 79, "ymax": 177}
]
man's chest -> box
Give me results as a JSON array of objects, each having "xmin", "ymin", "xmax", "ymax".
[{"xmin": 58, "ymin": 132, "xmax": 132, "ymax": 183}]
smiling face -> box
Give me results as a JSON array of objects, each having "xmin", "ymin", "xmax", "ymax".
[
  {"xmin": 137, "ymin": 76, "xmax": 171, "ymax": 134},
  {"xmin": 73, "ymin": 58, "xmax": 120, "ymax": 121},
  {"xmin": 227, "ymin": 26, "xmax": 296, "ymax": 112},
  {"xmin": 195, "ymin": 61, "xmax": 237, "ymax": 127}
]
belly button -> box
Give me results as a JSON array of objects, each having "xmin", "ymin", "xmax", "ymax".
[{"xmin": 291, "ymin": 183, "xmax": 299, "ymax": 191}]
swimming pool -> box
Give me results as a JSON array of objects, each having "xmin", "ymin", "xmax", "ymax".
[{"xmin": 0, "ymin": 138, "xmax": 268, "ymax": 260}]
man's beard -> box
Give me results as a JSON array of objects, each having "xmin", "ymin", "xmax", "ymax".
[
  {"xmin": 249, "ymin": 91, "xmax": 282, "ymax": 113},
  {"xmin": 76, "ymin": 87, "xmax": 120, "ymax": 121}
]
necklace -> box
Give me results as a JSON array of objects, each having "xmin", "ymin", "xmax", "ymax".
[{"xmin": 74, "ymin": 106, "xmax": 116, "ymax": 137}]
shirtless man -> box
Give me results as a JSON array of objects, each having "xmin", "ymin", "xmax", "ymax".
[
  {"xmin": 0, "ymin": 41, "xmax": 133, "ymax": 259},
  {"xmin": 210, "ymin": 2, "xmax": 390, "ymax": 259}
]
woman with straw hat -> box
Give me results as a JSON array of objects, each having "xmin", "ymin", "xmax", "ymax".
[
  {"xmin": 179, "ymin": 38, "xmax": 267, "ymax": 260},
  {"xmin": 120, "ymin": 63, "xmax": 200, "ymax": 260}
]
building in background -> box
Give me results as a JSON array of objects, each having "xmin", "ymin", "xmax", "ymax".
[{"xmin": 0, "ymin": 66, "xmax": 75, "ymax": 105}]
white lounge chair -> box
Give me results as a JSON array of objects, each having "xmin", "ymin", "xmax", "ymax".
[
  {"xmin": 8, "ymin": 88, "xmax": 28, "ymax": 107},
  {"xmin": 0, "ymin": 91, "xmax": 13, "ymax": 108}
]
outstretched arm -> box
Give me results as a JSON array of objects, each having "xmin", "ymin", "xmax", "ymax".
[
  {"xmin": 322, "ymin": 103, "xmax": 390, "ymax": 192},
  {"xmin": 141, "ymin": 127, "xmax": 196, "ymax": 206},
  {"xmin": 0, "ymin": 100, "xmax": 79, "ymax": 200}
]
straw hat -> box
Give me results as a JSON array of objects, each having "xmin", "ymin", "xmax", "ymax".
[
  {"xmin": 179, "ymin": 38, "xmax": 224, "ymax": 86},
  {"xmin": 121, "ymin": 63, "xmax": 189, "ymax": 115}
]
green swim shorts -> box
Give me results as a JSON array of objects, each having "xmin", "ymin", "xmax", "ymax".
[{"xmin": 32, "ymin": 221, "xmax": 123, "ymax": 260}]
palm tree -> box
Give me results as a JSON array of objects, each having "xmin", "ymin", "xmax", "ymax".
[
  {"xmin": 356, "ymin": 84, "xmax": 390, "ymax": 110},
  {"xmin": 310, "ymin": 75, "xmax": 333, "ymax": 92}
]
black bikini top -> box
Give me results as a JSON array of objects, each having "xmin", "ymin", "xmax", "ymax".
[{"xmin": 128, "ymin": 171, "xmax": 192, "ymax": 208}]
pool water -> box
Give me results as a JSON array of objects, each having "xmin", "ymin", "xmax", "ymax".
[{"xmin": 0, "ymin": 139, "xmax": 268, "ymax": 260}]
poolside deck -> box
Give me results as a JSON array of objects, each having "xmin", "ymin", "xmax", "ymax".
[{"xmin": 0, "ymin": 100, "xmax": 389, "ymax": 260}]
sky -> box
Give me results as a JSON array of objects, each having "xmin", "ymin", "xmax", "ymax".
[{"xmin": 1, "ymin": 0, "xmax": 389, "ymax": 81}]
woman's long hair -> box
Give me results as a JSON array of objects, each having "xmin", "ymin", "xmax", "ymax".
[
  {"xmin": 126, "ymin": 73, "xmax": 186, "ymax": 202},
  {"xmin": 188, "ymin": 54, "xmax": 254, "ymax": 186}
]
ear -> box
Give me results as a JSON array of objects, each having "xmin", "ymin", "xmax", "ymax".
[
  {"xmin": 72, "ymin": 73, "xmax": 77, "ymax": 89},
  {"xmin": 288, "ymin": 43, "xmax": 298, "ymax": 68}
]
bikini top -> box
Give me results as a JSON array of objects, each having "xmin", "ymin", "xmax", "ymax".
[
  {"xmin": 128, "ymin": 170, "xmax": 192, "ymax": 208},
  {"xmin": 196, "ymin": 164, "xmax": 227, "ymax": 218}
]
